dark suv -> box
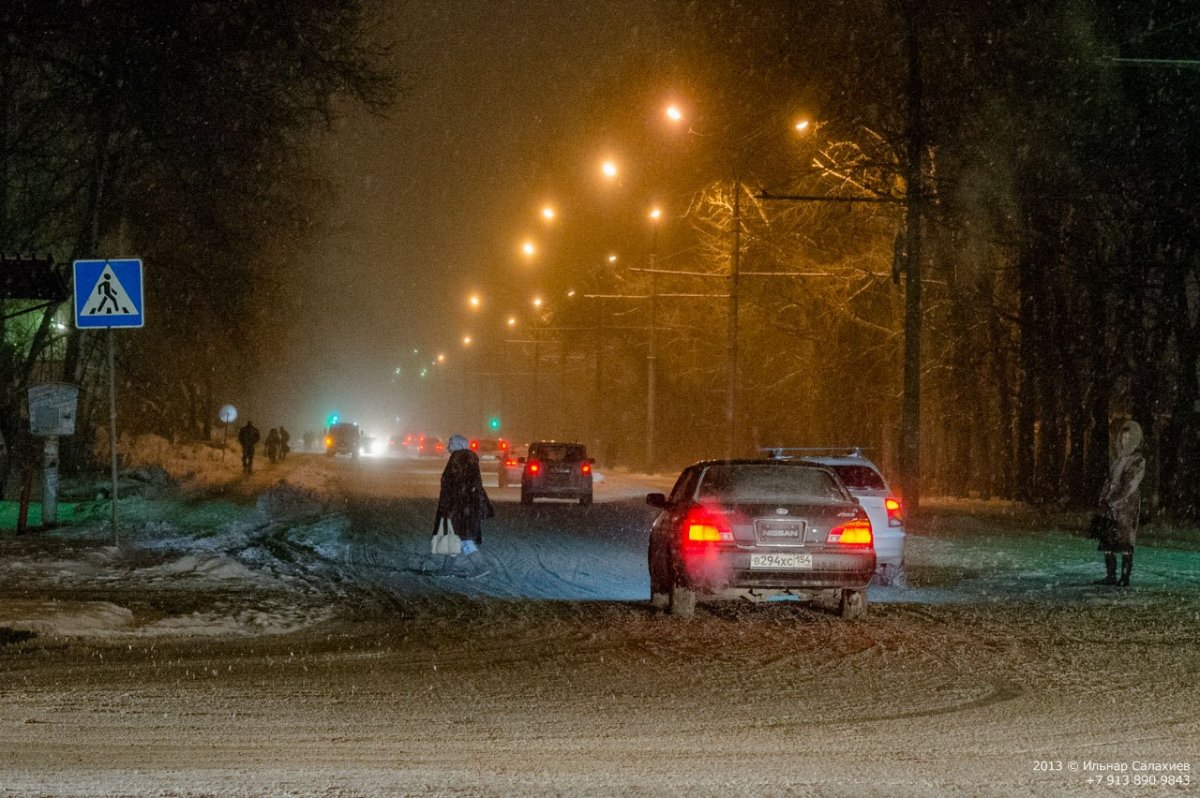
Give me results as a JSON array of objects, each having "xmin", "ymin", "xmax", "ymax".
[
  {"xmin": 521, "ymin": 441, "xmax": 593, "ymax": 505},
  {"xmin": 325, "ymin": 422, "xmax": 361, "ymax": 458}
]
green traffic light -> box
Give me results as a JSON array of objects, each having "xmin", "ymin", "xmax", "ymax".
[{"xmin": 488, "ymin": 416, "xmax": 501, "ymax": 431}]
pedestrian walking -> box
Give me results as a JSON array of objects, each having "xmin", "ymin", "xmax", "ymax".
[
  {"xmin": 237, "ymin": 420, "xmax": 261, "ymax": 474},
  {"xmin": 265, "ymin": 427, "xmax": 281, "ymax": 464},
  {"xmin": 278, "ymin": 426, "xmax": 290, "ymax": 460},
  {"xmin": 433, "ymin": 433, "xmax": 494, "ymax": 575},
  {"xmin": 1094, "ymin": 418, "xmax": 1146, "ymax": 587}
]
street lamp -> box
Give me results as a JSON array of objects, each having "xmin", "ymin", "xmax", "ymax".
[
  {"xmin": 600, "ymin": 159, "xmax": 618, "ymax": 180},
  {"xmin": 521, "ymin": 240, "xmax": 536, "ymax": 258},
  {"xmin": 541, "ymin": 205, "xmax": 556, "ymax": 222},
  {"xmin": 468, "ymin": 293, "xmax": 481, "ymax": 309}
]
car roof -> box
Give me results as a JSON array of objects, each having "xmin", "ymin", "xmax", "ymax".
[
  {"xmin": 800, "ymin": 454, "xmax": 882, "ymax": 469},
  {"xmin": 685, "ymin": 458, "xmax": 833, "ymax": 469}
]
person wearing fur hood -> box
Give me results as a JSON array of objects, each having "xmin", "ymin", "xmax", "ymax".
[{"xmin": 1096, "ymin": 419, "xmax": 1146, "ymax": 587}]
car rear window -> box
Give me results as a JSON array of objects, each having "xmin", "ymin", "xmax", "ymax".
[
  {"xmin": 533, "ymin": 444, "xmax": 587, "ymax": 463},
  {"xmin": 831, "ymin": 465, "xmax": 887, "ymax": 491},
  {"xmin": 697, "ymin": 464, "xmax": 845, "ymax": 503}
]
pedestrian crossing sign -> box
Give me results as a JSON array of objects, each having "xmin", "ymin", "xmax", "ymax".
[{"xmin": 73, "ymin": 259, "xmax": 144, "ymax": 329}]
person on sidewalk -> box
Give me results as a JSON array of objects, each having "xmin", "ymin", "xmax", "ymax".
[
  {"xmin": 1095, "ymin": 419, "xmax": 1146, "ymax": 587},
  {"xmin": 237, "ymin": 420, "xmax": 261, "ymax": 474}
]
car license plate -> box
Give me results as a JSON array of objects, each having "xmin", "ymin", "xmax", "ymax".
[{"xmin": 750, "ymin": 553, "xmax": 813, "ymax": 570}]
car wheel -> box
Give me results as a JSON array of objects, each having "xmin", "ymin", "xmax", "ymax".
[
  {"xmin": 579, "ymin": 492, "xmax": 593, "ymax": 506},
  {"xmin": 669, "ymin": 585, "xmax": 696, "ymax": 617},
  {"xmin": 520, "ymin": 490, "xmax": 533, "ymax": 505},
  {"xmin": 839, "ymin": 588, "xmax": 867, "ymax": 620}
]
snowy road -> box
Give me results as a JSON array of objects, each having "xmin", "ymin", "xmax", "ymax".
[{"xmin": 0, "ymin": 449, "xmax": 1197, "ymax": 796}]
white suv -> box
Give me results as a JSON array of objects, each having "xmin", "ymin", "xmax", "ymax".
[{"xmin": 765, "ymin": 449, "xmax": 905, "ymax": 583}]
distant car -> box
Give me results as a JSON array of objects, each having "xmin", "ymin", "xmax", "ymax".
[
  {"xmin": 647, "ymin": 459, "xmax": 876, "ymax": 618},
  {"xmin": 798, "ymin": 450, "xmax": 905, "ymax": 580},
  {"xmin": 388, "ymin": 433, "xmax": 416, "ymax": 456},
  {"xmin": 325, "ymin": 422, "xmax": 361, "ymax": 458},
  {"xmin": 359, "ymin": 435, "xmax": 385, "ymax": 457},
  {"xmin": 521, "ymin": 441, "xmax": 593, "ymax": 505},
  {"xmin": 470, "ymin": 437, "xmax": 509, "ymax": 462},
  {"xmin": 498, "ymin": 444, "xmax": 528, "ymax": 488},
  {"xmin": 417, "ymin": 436, "xmax": 445, "ymax": 457}
]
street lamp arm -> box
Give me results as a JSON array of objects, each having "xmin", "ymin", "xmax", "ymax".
[{"xmin": 757, "ymin": 189, "xmax": 903, "ymax": 204}]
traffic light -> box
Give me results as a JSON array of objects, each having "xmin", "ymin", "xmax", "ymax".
[
  {"xmin": 327, "ymin": 412, "xmax": 340, "ymax": 426},
  {"xmin": 488, "ymin": 415, "xmax": 501, "ymax": 431}
]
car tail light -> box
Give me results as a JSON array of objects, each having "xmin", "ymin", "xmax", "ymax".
[
  {"xmin": 503, "ymin": 458, "xmax": 517, "ymax": 467},
  {"xmin": 828, "ymin": 518, "xmax": 873, "ymax": 546},
  {"xmin": 885, "ymin": 497, "xmax": 903, "ymax": 527},
  {"xmin": 683, "ymin": 506, "xmax": 733, "ymax": 543},
  {"xmin": 470, "ymin": 439, "xmax": 479, "ymax": 450},
  {"xmin": 527, "ymin": 460, "xmax": 540, "ymax": 475},
  {"xmin": 499, "ymin": 440, "xmax": 509, "ymax": 451},
  {"xmin": 581, "ymin": 462, "xmax": 591, "ymax": 475}
]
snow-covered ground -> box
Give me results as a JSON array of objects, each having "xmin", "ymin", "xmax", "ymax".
[{"xmin": 0, "ymin": 438, "xmax": 1197, "ymax": 796}]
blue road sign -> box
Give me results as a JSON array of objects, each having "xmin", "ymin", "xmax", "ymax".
[{"xmin": 74, "ymin": 259, "xmax": 144, "ymax": 329}]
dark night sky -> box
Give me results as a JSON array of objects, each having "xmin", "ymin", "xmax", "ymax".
[{"xmin": 276, "ymin": 0, "xmax": 685, "ymax": 433}]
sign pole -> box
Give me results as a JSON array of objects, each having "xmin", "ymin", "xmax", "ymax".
[{"xmin": 107, "ymin": 327, "xmax": 119, "ymax": 545}]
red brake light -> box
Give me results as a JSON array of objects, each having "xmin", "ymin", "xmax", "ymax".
[
  {"xmin": 581, "ymin": 462, "xmax": 591, "ymax": 475},
  {"xmin": 499, "ymin": 440, "xmax": 509, "ymax": 450},
  {"xmin": 470, "ymin": 440, "xmax": 479, "ymax": 450},
  {"xmin": 683, "ymin": 506, "xmax": 733, "ymax": 543},
  {"xmin": 527, "ymin": 460, "xmax": 540, "ymax": 474},
  {"xmin": 829, "ymin": 518, "xmax": 873, "ymax": 546},
  {"xmin": 885, "ymin": 497, "xmax": 903, "ymax": 527}
]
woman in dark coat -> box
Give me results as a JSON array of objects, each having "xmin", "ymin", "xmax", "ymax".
[
  {"xmin": 434, "ymin": 434, "xmax": 493, "ymax": 556},
  {"xmin": 1096, "ymin": 419, "xmax": 1146, "ymax": 587}
]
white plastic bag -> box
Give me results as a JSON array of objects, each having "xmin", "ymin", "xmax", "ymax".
[{"xmin": 431, "ymin": 517, "xmax": 462, "ymax": 556}]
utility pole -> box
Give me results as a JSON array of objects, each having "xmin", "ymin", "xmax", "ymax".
[
  {"xmin": 646, "ymin": 226, "xmax": 659, "ymax": 472},
  {"xmin": 726, "ymin": 176, "xmax": 742, "ymax": 459},
  {"xmin": 900, "ymin": 0, "xmax": 924, "ymax": 514}
]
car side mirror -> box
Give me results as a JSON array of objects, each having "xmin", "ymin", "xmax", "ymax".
[{"xmin": 646, "ymin": 492, "xmax": 667, "ymax": 508}]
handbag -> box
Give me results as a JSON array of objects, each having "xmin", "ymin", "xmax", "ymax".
[
  {"xmin": 1087, "ymin": 513, "xmax": 1117, "ymax": 541},
  {"xmin": 431, "ymin": 516, "xmax": 462, "ymax": 555}
]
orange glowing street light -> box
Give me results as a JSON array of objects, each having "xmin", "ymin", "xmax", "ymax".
[
  {"xmin": 541, "ymin": 205, "xmax": 556, "ymax": 221},
  {"xmin": 794, "ymin": 118, "xmax": 811, "ymax": 133},
  {"xmin": 468, "ymin": 293, "xmax": 481, "ymax": 309},
  {"xmin": 462, "ymin": 335, "xmax": 473, "ymax": 347},
  {"xmin": 665, "ymin": 104, "xmax": 684, "ymax": 122},
  {"xmin": 600, "ymin": 159, "xmax": 618, "ymax": 179},
  {"xmin": 532, "ymin": 296, "xmax": 543, "ymax": 309},
  {"xmin": 507, "ymin": 316, "xmax": 517, "ymax": 327},
  {"xmin": 521, "ymin": 240, "xmax": 536, "ymax": 258}
]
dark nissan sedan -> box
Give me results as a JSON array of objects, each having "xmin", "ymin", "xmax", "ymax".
[{"xmin": 647, "ymin": 459, "xmax": 876, "ymax": 618}]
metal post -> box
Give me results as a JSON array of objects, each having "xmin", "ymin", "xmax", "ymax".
[
  {"xmin": 41, "ymin": 435, "xmax": 58, "ymax": 526},
  {"xmin": 107, "ymin": 327, "xmax": 119, "ymax": 545},
  {"xmin": 726, "ymin": 177, "xmax": 742, "ymax": 459}
]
